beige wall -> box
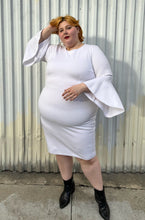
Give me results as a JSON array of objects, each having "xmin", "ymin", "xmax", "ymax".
[{"xmin": 0, "ymin": 0, "xmax": 145, "ymax": 172}]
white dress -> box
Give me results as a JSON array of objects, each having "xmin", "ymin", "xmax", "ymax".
[{"xmin": 23, "ymin": 30, "xmax": 124, "ymax": 160}]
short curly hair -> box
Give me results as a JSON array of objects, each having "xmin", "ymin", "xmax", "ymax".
[{"xmin": 50, "ymin": 15, "xmax": 84, "ymax": 42}]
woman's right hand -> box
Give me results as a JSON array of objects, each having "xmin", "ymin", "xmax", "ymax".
[
  {"xmin": 39, "ymin": 24, "xmax": 57, "ymax": 43},
  {"xmin": 47, "ymin": 24, "xmax": 58, "ymax": 34}
]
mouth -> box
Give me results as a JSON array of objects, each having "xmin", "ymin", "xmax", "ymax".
[{"xmin": 64, "ymin": 36, "xmax": 70, "ymax": 39}]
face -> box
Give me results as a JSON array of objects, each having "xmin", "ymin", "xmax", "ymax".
[{"xmin": 58, "ymin": 21, "xmax": 80, "ymax": 48}]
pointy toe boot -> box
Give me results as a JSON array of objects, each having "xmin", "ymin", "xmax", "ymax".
[
  {"xmin": 94, "ymin": 186, "xmax": 110, "ymax": 220},
  {"xmin": 59, "ymin": 176, "xmax": 75, "ymax": 209}
]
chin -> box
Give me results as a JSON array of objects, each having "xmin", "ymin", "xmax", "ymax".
[{"xmin": 64, "ymin": 42, "xmax": 73, "ymax": 47}]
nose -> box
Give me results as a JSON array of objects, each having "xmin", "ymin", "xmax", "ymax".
[{"xmin": 64, "ymin": 28, "xmax": 68, "ymax": 35}]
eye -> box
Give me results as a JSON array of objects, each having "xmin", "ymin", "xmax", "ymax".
[
  {"xmin": 67, "ymin": 26, "xmax": 72, "ymax": 30},
  {"xmin": 59, "ymin": 29, "xmax": 63, "ymax": 33}
]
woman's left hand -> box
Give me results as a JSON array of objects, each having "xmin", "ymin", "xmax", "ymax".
[{"xmin": 62, "ymin": 83, "xmax": 89, "ymax": 101}]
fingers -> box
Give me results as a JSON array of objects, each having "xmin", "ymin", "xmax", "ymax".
[
  {"xmin": 62, "ymin": 88, "xmax": 78, "ymax": 101},
  {"xmin": 48, "ymin": 24, "xmax": 58, "ymax": 34},
  {"xmin": 64, "ymin": 94, "xmax": 77, "ymax": 101},
  {"xmin": 62, "ymin": 84, "xmax": 83, "ymax": 101},
  {"xmin": 62, "ymin": 88, "xmax": 70, "ymax": 97},
  {"xmin": 63, "ymin": 92, "xmax": 77, "ymax": 101}
]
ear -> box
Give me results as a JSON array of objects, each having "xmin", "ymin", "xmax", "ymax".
[{"xmin": 75, "ymin": 26, "xmax": 80, "ymax": 33}]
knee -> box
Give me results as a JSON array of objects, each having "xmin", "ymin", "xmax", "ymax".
[{"xmin": 77, "ymin": 156, "xmax": 99, "ymax": 167}]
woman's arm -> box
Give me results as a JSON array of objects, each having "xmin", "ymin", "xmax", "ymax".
[
  {"xmin": 39, "ymin": 25, "xmax": 57, "ymax": 43},
  {"xmin": 23, "ymin": 23, "xmax": 58, "ymax": 66}
]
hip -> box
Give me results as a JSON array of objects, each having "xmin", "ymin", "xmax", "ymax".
[{"xmin": 38, "ymin": 86, "xmax": 97, "ymax": 126}]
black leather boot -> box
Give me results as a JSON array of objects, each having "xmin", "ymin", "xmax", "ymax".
[
  {"xmin": 59, "ymin": 176, "xmax": 75, "ymax": 209},
  {"xmin": 94, "ymin": 186, "xmax": 110, "ymax": 220}
]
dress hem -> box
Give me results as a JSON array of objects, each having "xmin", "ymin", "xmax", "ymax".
[{"xmin": 48, "ymin": 151, "xmax": 96, "ymax": 161}]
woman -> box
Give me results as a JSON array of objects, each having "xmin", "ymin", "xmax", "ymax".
[{"xmin": 23, "ymin": 15, "xmax": 124, "ymax": 220}]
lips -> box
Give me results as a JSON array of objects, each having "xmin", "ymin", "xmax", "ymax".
[{"xmin": 64, "ymin": 36, "xmax": 70, "ymax": 39}]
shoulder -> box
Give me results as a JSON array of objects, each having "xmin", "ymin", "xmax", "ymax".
[
  {"xmin": 85, "ymin": 44, "xmax": 109, "ymax": 63},
  {"xmin": 47, "ymin": 43, "xmax": 64, "ymax": 52},
  {"xmin": 85, "ymin": 44, "xmax": 106, "ymax": 57},
  {"xmin": 84, "ymin": 44, "xmax": 111, "ymax": 72},
  {"xmin": 45, "ymin": 43, "xmax": 65, "ymax": 58}
]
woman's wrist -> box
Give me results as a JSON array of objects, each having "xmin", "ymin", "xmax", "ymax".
[{"xmin": 80, "ymin": 83, "xmax": 90, "ymax": 93}]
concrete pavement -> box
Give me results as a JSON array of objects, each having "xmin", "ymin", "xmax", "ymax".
[{"xmin": 0, "ymin": 172, "xmax": 145, "ymax": 220}]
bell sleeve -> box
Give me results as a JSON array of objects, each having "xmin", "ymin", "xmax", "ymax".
[
  {"xmin": 23, "ymin": 30, "xmax": 50, "ymax": 66},
  {"xmin": 83, "ymin": 46, "xmax": 125, "ymax": 118}
]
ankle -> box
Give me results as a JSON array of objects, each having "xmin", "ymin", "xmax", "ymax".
[
  {"xmin": 94, "ymin": 185, "xmax": 104, "ymax": 191},
  {"xmin": 63, "ymin": 176, "xmax": 74, "ymax": 191},
  {"xmin": 63, "ymin": 176, "xmax": 73, "ymax": 185}
]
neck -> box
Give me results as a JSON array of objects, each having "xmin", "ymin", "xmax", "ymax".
[{"xmin": 66, "ymin": 41, "xmax": 83, "ymax": 51}]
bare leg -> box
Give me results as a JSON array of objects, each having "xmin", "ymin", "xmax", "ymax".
[
  {"xmin": 56, "ymin": 155, "xmax": 73, "ymax": 180},
  {"xmin": 77, "ymin": 156, "xmax": 110, "ymax": 219},
  {"xmin": 77, "ymin": 156, "xmax": 103, "ymax": 190}
]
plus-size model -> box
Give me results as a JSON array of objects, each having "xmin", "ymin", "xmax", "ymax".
[{"xmin": 23, "ymin": 15, "xmax": 124, "ymax": 220}]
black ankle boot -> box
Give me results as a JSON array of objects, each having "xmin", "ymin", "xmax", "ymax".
[
  {"xmin": 94, "ymin": 186, "xmax": 110, "ymax": 220},
  {"xmin": 59, "ymin": 176, "xmax": 75, "ymax": 209}
]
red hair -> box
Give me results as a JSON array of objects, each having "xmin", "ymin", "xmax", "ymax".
[{"xmin": 50, "ymin": 15, "xmax": 84, "ymax": 42}]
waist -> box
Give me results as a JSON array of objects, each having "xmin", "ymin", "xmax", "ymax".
[{"xmin": 45, "ymin": 77, "xmax": 81, "ymax": 89}]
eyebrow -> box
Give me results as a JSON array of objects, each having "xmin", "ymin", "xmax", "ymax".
[{"xmin": 58, "ymin": 25, "xmax": 72, "ymax": 30}]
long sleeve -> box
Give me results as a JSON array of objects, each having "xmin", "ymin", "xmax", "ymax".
[
  {"xmin": 84, "ymin": 45, "xmax": 124, "ymax": 118},
  {"xmin": 23, "ymin": 30, "xmax": 50, "ymax": 66}
]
